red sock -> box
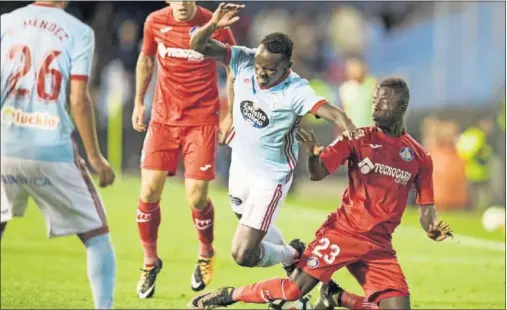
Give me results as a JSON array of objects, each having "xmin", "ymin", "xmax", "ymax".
[
  {"xmin": 191, "ymin": 200, "xmax": 214, "ymax": 257},
  {"xmin": 137, "ymin": 199, "xmax": 161, "ymax": 267},
  {"xmin": 339, "ymin": 291, "xmax": 380, "ymax": 310},
  {"xmin": 232, "ymin": 278, "xmax": 302, "ymax": 303}
]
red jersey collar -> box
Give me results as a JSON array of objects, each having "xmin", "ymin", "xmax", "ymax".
[{"xmin": 259, "ymin": 69, "xmax": 291, "ymax": 90}]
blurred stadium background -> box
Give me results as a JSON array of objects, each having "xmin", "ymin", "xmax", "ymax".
[{"xmin": 1, "ymin": 1, "xmax": 506, "ymax": 309}]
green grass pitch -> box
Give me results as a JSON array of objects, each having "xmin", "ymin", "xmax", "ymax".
[{"xmin": 1, "ymin": 177, "xmax": 505, "ymax": 309}]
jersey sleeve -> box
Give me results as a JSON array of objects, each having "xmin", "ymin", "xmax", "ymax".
[
  {"xmin": 320, "ymin": 135, "xmax": 354, "ymax": 174},
  {"xmin": 141, "ymin": 14, "xmax": 157, "ymax": 57},
  {"xmin": 70, "ymin": 27, "xmax": 95, "ymax": 80},
  {"xmin": 291, "ymin": 80, "xmax": 328, "ymax": 116},
  {"xmin": 414, "ymin": 153, "xmax": 435, "ymax": 205},
  {"xmin": 225, "ymin": 45, "xmax": 255, "ymax": 77}
]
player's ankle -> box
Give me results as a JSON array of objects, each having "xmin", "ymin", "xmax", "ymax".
[
  {"xmin": 199, "ymin": 243, "xmax": 215, "ymax": 258},
  {"xmin": 231, "ymin": 287, "xmax": 241, "ymax": 301},
  {"xmin": 143, "ymin": 257, "xmax": 158, "ymax": 268}
]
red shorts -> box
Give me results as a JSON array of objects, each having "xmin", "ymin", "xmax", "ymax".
[
  {"xmin": 298, "ymin": 217, "xmax": 410, "ymax": 303},
  {"xmin": 141, "ymin": 122, "xmax": 218, "ymax": 180}
]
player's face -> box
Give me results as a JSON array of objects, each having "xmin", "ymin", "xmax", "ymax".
[
  {"xmin": 169, "ymin": 1, "xmax": 197, "ymax": 21},
  {"xmin": 372, "ymin": 86, "xmax": 404, "ymax": 127},
  {"xmin": 254, "ymin": 44, "xmax": 291, "ymax": 88}
]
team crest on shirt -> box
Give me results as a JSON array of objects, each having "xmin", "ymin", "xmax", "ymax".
[
  {"xmin": 399, "ymin": 147, "xmax": 414, "ymax": 162},
  {"xmin": 240, "ymin": 100, "xmax": 269, "ymax": 128},
  {"xmin": 307, "ymin": 257, "xmax": 319, "ymax": 269}
]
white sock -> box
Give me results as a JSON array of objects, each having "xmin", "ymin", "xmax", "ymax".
[
  {"xmin": 263, "ymin": 225, "xmax": 285, "ymax": 246},
  {"xmin": 256, "ymin": 241, "xmax": 297, "ymax": 267}
]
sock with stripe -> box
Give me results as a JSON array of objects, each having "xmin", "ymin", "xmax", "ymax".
[
  {"xmin": 191, "ymin": 200, "xmax": 215, "ymax": 258},
  {"xmin": 84, "ymin": 233, "xmax": 116, "ymax": 309},
  {"xmin": 137, "ymin": 199, "xmax": 161, "ymax": 267},
  {"xmin": 256, "ymin": 241, "xmax": 297, "ymax": 267}
]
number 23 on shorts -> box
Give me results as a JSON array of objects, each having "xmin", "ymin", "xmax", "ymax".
[{"xmin": 312, "ymin": 237, "xmax": 341, "ymax": 265}]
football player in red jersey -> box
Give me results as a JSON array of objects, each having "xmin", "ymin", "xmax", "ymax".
[
  {"xmin": 188, "ymin": 77, "xmax": 453, "ymax": 310},
  {"xmin": 132, "ymin": 1, "xmax": 236, "ymax": 298}
]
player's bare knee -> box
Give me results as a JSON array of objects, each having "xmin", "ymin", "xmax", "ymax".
[
  {"xmin": 140, "ymin": 169, "xmax": 167, "ymax": 202},
  {"xmin": 185, "ymin": 180, "xmax": 209, "ymax": 210},
  {"xmin": 140, "ymin": 184, "xmax": 163, "ymax": 203},
  {"xmin": 231, "ymin": 246, "xmax": 257, "ymax": 267}
]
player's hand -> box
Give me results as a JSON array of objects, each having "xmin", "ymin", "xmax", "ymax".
[
  {"xmin": 341, "ymin": 128, "xmax": 363, "ymax": 141},
  {"xmin": 296, "ymin": 128, "xmax": 324, "ymax": 156},
  {"xmin": 219, "ymin": 113, "xmax": 233, "ymax": 144},
  {"xmin": 132, "ymin": 102, "xmax": 146, "ymax": 132},
  {"xmin": 89, "ymin": 155, "xmax": 116, "ymax": 188},
  {"xmin": 427, "ymin": 220, "xmax": 453, "ymax": 242},
  {"xmin": 211, "ymin": 3, "xmax": 245, "ymax": 28}
]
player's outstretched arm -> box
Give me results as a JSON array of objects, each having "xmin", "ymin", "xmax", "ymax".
[
  {"xmin": 132, "ymin": 52, "xmax": 154, "ymax": 132},
  {"xmin": 190, "ymin": 3, "xmax": 244, "ymax": 61},
  {"xmin": 314, "ymin": 103, "xmax": 356, "ymax": 134},
  {"xmin": 70, "ymin": 79, "xmax": 115, "ymax": 187},
  {"xmin": 296, "ymin": 129, "xmax": 330, "ymax": 181},
  {"xmin": 419, "ymin": 205, "xmax": 453, "ymax": 241}
]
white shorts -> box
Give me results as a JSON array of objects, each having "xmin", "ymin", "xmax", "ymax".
[
  {"xmin": 228, "ymin": 153, "xmax": 292, "ymax": 232},
  {"xmin": 1, "ymin": 156, "xmax": 107, "ymax": 237}
]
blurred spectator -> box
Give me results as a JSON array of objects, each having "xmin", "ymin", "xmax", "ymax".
[
  {"xmin": 248, "ymin": 8, "xmax": 291, "ymax": 45},
  {"xmin": 116, "ymin": 19, "xmax": 140, "ymax": 73},
  {"xmin": 430, "ymin": 120, "xmax": 468, "ymax": 210},
  {"xmin": 89, "ymin": 2, "xmax": 116, "ymax": 92},
  {"xmin": 338, "ymin": 56, "xmax": 376, "ymax": 128},
  {"xmin": 328, "ymin": 6, "xmax": 366, "ymax": 55},
  {"xmin": 420, "ymin": 116, "xmax": 439, "ymax": 150},
  {"xmin": 456, "ymin": 118, "xmax": 494, "ymax": 210}
]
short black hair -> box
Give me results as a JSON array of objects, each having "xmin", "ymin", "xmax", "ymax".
[
  {"xmin": 260, "ymin": 32, "xmax": 293, "ymax": 61},
  {"xmin": 379, "ymin": 77, "xmax": 410, "ymax": 110}
]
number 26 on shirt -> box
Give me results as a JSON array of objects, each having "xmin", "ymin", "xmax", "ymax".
[{"xmin": 7, "ymin": 44, "xmax": 62, "ymax": 101}]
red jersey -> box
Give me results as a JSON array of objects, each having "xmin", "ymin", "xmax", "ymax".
[
  {"xmin": 141, "ymin": 6, "xmax": 236, "ymax": 126},
  {"xmin": 320, "ymin": 127, "xmax": 434, "ymax": 245}
]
